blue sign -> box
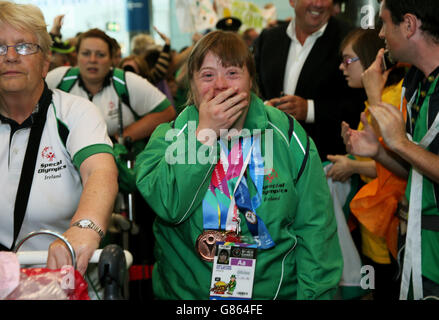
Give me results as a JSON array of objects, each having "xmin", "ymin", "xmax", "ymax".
[{"xmin": 127, "ymin": 0, "xmax": 150, "ymax": 32}]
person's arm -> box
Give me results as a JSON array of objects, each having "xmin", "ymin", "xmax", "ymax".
[
  {"xmin": 120, "ymin": 73, "xmax": 177, "ymax": 141},
  {"xmin": 370, "ymin": 102, "xmax": 439, "ymax": 183},
  {"xmin": 153, "ymin": 25, "xmax": 193, "ymax": 78},
  {"xmin": 147, "ymin": 46, "xmax": 171, "ymax": 84},
  {"xmin": 326, "ymin": 155, "xmax": 377, "ymax": 182},
  {"xmin": 361, "ymin": 49, "xmax": 392, "ymax": 107},
  {"xmin": 393, "ymin": 139, "xmax": 439, "ymax": 183},
  {"xmin": 121, "ymin": 105, "xmax": 176, "ymax": 141},
  {"xmin": 169, "ymin": 46, "xmax": 193, "ymax": 76},
  {"xmin": 47, "ymin": 152, "xmax": 118, "ymax": 275},
  {"xmin": 49, "ymin": 14, "xmax": 64, "ymax": 38},
  {"xmin": 343, "ymin": 112, "xmax": 409, "ymax": 179},
  {"xmin": 146, "ymin": 27, "xmax": 172, "ymax": 84}
]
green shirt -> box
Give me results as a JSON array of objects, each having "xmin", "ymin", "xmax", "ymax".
[{"xmin": 405, "ymin": 67, "xmax": 439, "ymax": 284}]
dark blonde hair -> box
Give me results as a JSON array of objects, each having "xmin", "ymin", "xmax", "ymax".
[
  {"xmin": 0, "ymin": 1, "xmax": 52, "ymax": 57},
  {"xmin": 186, "ymin": 30, "xmax": 258, "ymax": 105},
  {"xmin": 119, "ymin": 54, "xmax": 152, "ymax": 79}
]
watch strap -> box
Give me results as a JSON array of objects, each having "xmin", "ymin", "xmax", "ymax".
[{"xmin": 72, "ymin": 219, "xmax": 104, "ymax": 239}]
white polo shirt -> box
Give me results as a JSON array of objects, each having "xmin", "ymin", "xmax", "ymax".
[
  {"xmin": 45, "ymin": 67, "xmax": 171, "ymax": 136},
  {"xmin": 0, "ymin": 88, "xmax": 113, "ymax": 251}
]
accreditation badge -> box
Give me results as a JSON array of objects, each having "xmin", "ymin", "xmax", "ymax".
[{"xmin": 209, "ymin": 242, "xmax": 257, "ymax": 300}]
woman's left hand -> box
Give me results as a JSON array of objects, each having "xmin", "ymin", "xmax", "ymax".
[{"xmin": 47, "ymin": 227, "xmax": 101, "ymax": 276}]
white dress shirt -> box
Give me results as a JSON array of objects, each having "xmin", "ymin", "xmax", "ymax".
[{"xmin": 283, "ymin": 19, "xmax": 327, "ymax": 123}]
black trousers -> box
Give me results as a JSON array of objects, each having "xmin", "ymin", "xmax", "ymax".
[{"xmin": 362, "ymin": 255, "xmax": 400, "ymax": 300}]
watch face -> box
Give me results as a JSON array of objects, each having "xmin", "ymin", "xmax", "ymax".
[{"xmin": 79, "ymin": 220, "xmax": 91, "ymax": 227}]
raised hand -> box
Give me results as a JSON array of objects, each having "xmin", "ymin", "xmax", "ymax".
[
  {"xmin": 369, "ymin": 102, "xmax": 407, "ymax": 151},
  {"xmin": 344, "ymin": 112, "xmax": 380, "ymax": 158},
  {"xmin": 196, "ymin": 87, "xmax": 248, "ymax": 144}
]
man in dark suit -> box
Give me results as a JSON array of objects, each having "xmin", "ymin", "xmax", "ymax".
[{"xmin": 254, "ymin": 0, "xmax": 365, "ymax": 161}]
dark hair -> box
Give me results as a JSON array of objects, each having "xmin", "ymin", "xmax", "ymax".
[
  {"xmin": 186, "ymin": 30, "xmax": 258, "ymax": 104},
  {"xmin": 76, "ymin": 28, "xmax": 115, "ymax": 58},
  {"xmin": 384, "ymin": 0, "xmax": 439, "ymax": 42},
  {"xmin": 341, "ymin": 28, "xmax": 385, "ymax": 70},
  {"xmin": 340, "ymin": 28, "xmax": 405, "ymax": 86}
]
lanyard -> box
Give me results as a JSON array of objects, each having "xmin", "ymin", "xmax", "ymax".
[
  {"xmin": 234, "ymin": 134, "xmax": 274, "ymax": 249},
  {"xmin": 400, "ymin": 74, "xmax": 439, "ymax": 300},
  {"xmin": 202, "ymin": 133, "xmax": 275, "ymax": 249},
  {"xmin": 202, "ymin": 139, "xmax": 245, "ymax": 230},
  {"xmin": 10, "ymin": 87, "xmax": 52, "ymax": 250}
]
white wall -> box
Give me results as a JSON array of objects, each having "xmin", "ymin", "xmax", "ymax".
[
  {"xmin": 168, "ymin": 0, "xmax": 294, "ymax": 51},
  {"xmin": 14, "ymin": 0, "xmax": 130, "ymax": 56},
  {"xmin": 12, "ymin": 0, "xmax": 294, "ymax": 55}
]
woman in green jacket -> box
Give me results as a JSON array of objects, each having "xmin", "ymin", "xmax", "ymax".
[{"xmin": 135, "ymin": 30, "xmax": 343, "ymax": 300}]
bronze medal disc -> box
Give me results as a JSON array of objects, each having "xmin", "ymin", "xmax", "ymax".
[{"xmin": 196, "ymin": 230, "xmax": 226, "ymax": 262}]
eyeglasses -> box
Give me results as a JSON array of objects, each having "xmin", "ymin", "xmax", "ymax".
[
  {"xmin": 0, "ymin": 43, "xmax": 41, "ymax": 56},
  {"xmin": 342, "ymin": 56, "xmax": 360, "ymax": 67}
]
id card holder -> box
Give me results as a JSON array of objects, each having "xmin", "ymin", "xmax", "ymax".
[{"xmin": 209, "ymin": 242, "xmax": 257, "ymax": 300}]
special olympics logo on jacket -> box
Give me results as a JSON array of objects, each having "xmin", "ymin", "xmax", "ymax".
[
  {"xmin": 265, "ymin": 168, "xmax": 278, "ymax": 183},
  {"xmin": 41, "ymin": 146, "xmax": 56, "ymax": 162}
]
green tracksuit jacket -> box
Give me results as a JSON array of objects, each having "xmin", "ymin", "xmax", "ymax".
[{"xmin": 136, "ymin": 93, "xmax": 343, "ymax": 299}]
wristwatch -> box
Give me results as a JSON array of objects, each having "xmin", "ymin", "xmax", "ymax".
[{"xmin": 72, "ymin": 219, "xmax": 104, "ymax": 239}]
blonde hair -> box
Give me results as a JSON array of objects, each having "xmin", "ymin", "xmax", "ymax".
[
  {"xmin": 119, "ymin": 54, "xmax": 152, "ymax": 80},
  {"xmin": 130, "ymin": 33, "xmax": 160, "ymax": 56},
  {"xmin": 0, "ymin": 1, "xmax": 52, "ymax": 57}
]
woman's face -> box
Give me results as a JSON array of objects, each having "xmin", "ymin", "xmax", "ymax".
[
  {"xmin": 339, "ymin": 42, "xmax": 364, "ymax": 89},
  {"xmin": 77, "ymin": 37, "xmax": 113, "ymax": 85},
  {"xmin": 191, "ymin": 51, "xmax": 252, "ymax": 107}
]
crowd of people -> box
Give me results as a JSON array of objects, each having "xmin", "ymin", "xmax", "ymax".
[{"xmin": 1, "ymin": 0, "xmax": 439, "ymax": 301}]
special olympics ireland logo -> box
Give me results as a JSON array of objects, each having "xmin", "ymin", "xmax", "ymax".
[{"xmin": 41, "ymin": 146, "xmax": 56, "ymax": 162}]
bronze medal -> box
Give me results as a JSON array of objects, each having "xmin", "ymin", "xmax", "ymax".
[
  {"xmin": 196, "ymin": 230, "xmax": 226, "ymax": 262},
  {"xmin": 244, "ymin": 210, "xmax": 257, "ymax": 224}
]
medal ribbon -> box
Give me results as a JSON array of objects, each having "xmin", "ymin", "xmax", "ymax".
[
  {"xmin": 222, "ymin": 139, "xmax": 246, "ymax": 232},
  {"xmin": 202, "ymin": 141, "xmax": 243, "ymax": 230},
  {"xmin": 248, "ymin": 134, "xmax": 265, "ymax": 209},
  {"xmin": 235, "ymin": 134, "xmax": 274, "ymax": 249},
  {"xmin": 227, "ymin": 134, "xmax": 275, "ymax": 249},
  {"xmin": 235, "ymin": 177, "xmax": 275, "ymax": 249},
  {"xmin": 202, "ymin": 133, "xmax": 275, "ymax": 249}
]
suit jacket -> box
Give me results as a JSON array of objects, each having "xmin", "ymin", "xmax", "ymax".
[{"xmin": 254, "ymin": 17, "xmax": 366, "ymax": 161}]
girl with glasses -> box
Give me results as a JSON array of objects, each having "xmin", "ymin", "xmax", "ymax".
[{"xmin": 327, "ymin": 28, "xmax": 407, "ymax": 300}]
